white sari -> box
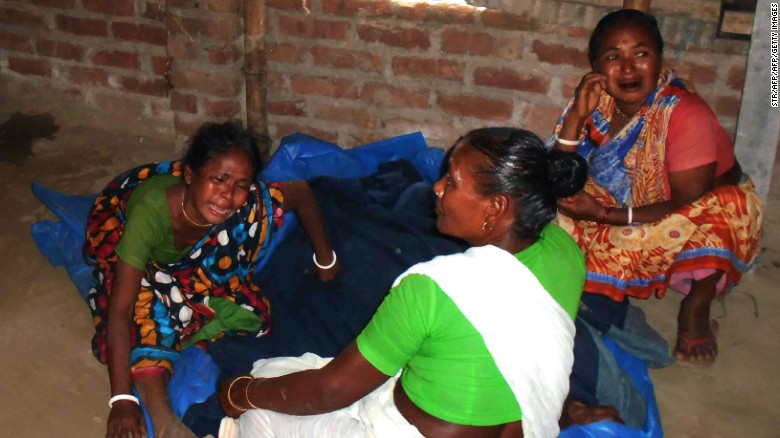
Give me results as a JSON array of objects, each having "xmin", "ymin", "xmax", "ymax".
[{"xmin": 220, "ymin": 245, "xmax": 575, "ymax": 438}]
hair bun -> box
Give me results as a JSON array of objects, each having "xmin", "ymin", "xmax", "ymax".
[{"xmin": 547, "ymin": 149, "xmax": 588, "ymax": 198}]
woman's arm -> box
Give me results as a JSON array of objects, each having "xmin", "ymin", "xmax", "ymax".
[
  {"xmin": 279, "ymin": 180, "xmax": 339, "ymax": 281},
  {"xmin": 557, "ymin": 163, "xmax": 716, "ymax": 225},
  {"xmin": 105, "ymin": 259, "xmax": 147, "ymax": 438},
  {"xmin": 220, "ymin": 342, "xmax": 389, "ymax": 417},
  {"xmin": 554, "ymin": 72, "xmax": 607, "ymax": 151}
]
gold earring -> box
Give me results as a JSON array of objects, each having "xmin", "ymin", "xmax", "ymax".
[{"xmin": 482, "ymin": 218, "xmax": 493, "ymax": 232}]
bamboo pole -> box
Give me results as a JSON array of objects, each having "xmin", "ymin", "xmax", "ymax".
[
  {"xmin": 623, "ymin": 0, "xmax": 650, "ymax": 12},
  {"xmin": 244, "ymin": 0, "xmax": 268, "ymax": 142}
]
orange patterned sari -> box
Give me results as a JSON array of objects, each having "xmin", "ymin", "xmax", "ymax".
[{"xmin": 553, "ymin": 70, "xmax": 763, "ymax": 301}]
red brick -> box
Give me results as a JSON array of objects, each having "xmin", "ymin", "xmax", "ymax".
[
  {"xmin": 279, "ymin": 16, "xmax": 349, "ymax": 40},
  {"xmin": 361, "ymin": 82, "xmax": 429, "ymax": 108},
  {"xmin": 358, "ymin": 24, "xmax": 429, "ymax": 49},
  {"xmin": 532, "ymin": 40, "xmax": 588, "ymax": 68},
  {"xmin": 480, "ymin": 9, "xmax": 533, "ymax": 30},
  {"xmin": 118, "ymin": 76, "xmax": 170, "ymax": 97},
  {"xmin": 313, "ymin": 102, "xmax": 380, "ymax": 128},
  {"xmin": 267, "ymin": 0, "xmax": 309, "ymax": 11},
  {"xmin": 32, "ymin": 0, "xmax": 76, "ymax": 8},
  {"xmin": 84, "ymin": 0, "xmax": 135, "ymax": 16},
  {"xmin": 567, "ymin": 27, "xmax": 588, "ymax": 39},
  {"xmin": 714, "ymin": 95, "xmax": 741, "ymax": 117},
  {"xmin": 687, "ymin": 65, "xmax": 718, "ymax": 85},
  {"xmin": 494, "ymin": 36, "xmax": 525, "ymax": 61},
  {"xmin": 174, "ymin": 15, "xmax": 241, "ymax": 43},
  {"xmin": 0, "ymin": 7, "xmax": 46, "ymax": 27},
  {"xmin": 142, "ymin": 1, "xmax": 167, "ymax": 21},
  {"xmin": 55, "ymin": 15, "xmax": 108, "ymax": 37},
  {"xmin": 727, "ymin": 65, "xmax": 746, "ymax": 90},
  {"xmin": 441, "ymin": 29, "xmax": 494, "ymax": 56},
  {"xmin": 151, "ymin": 56, "xmax": 169, "ymax": 76},
  {"xmin": 0, "ymin": 30, "xmax": 33, "ymax": 53},
  {"xmin": 561, "ymin": 75, "xmax": 581, "ymax": 99},
  {"xmin": 171, "ymin": 69, "xmax": 242, "ymax": 97},
  {"xmin": 208, "ymin": 44, "xmax": 242, "ymax": 65},
  {"xmin": 392, "ymin": 56, "xmax": 463, "ymax": 81},
  {"xmin": 173, "ymin": 114, "xmax": 203, "ymax": 138},
  {"xmin": 267, "ymin": 43, "xmax": 306, "ymax": 63},
  {"xmin": 204, "ymin": 98, "xmax": 241, "ymax": 117},
  {"xmin": 8, "ymin": 57, "xmax": 51, "ymax": 77},
  {"xmin": 112, "ymin": 22, "xmax": 167, "ymax": 46},
  {"xmin": 273, "ymin": 122, "xmax": 339, "ymax": 144},
  {"xmin": 66, "ymin": 66, "xmax": 109, "ymax": 86},
  {"xmin": 437, "ymin": 93, "xmax": 513, "ymax": 120},
  {"xmin": 322, "ymin": 0, "xmax": 392, "ymax": 17},
  {"xmin": 36, "ymin": 39, "xmax": 84, "ymax": 61},
  {"xmin": 206, "ymin": 0, "xmax": 242, "ymax": 13},
  {"xmin": 268, "ymin": 100, "xmax": 306, "ymax": 116},
  {"xmin": 171, "ymin": 91, "xmax": 198, "ymax": 113},
  {"xmin": 290, "ymin": 75, "xmax": 359, "ymax": 99},
  {"xmin": 168, "ymin": 38, "xmax": 199, "ymax": 60},
  {"xmin": 474, "ymin": 67, "xmax": 549, "ymax": 94},
  {"xmin": 168, "ymin": 0, "xmax": 201, "ymax": 8},
  {"xmin": 266, "ymin": 71, "xmax": 288, "ymax": 90},
  {"xmin": 93, "ymin": 50, "xmax": 140, "ymax": 69},
  {"xmin": 522, "ymin": 105, "xmax": 563, "ymax": 139},
  {"xmin": 394, "ymin": 3, "xmax": 475, "ymax": 25},
  {"xmin": 310, "ymin": 45, "xmax": 382, "ymax": 72}
]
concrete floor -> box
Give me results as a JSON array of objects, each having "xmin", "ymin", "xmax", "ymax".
[{"xmin": 1, "ymin": 80, "xmax": 778, "ymax": 437}]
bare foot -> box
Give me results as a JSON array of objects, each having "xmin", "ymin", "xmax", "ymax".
[
  {"xmin": 674, "ymin": 319, "xmax": 719, "ymax": 367},
  {"xmin": 674, "ymin": 287, "xmax": 719, "ymax": 367},
  {"xmin": 560, "ymin": 399, "xmax": 623, "ymax": 428},
  {"xmin": 155, "ymin": 415, "xmax": 197, "ymax": 438}
]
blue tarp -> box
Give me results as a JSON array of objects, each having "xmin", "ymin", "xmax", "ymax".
[{"xmin": 31, "ymin": 131, "xmax": 661, "ymax": 437}]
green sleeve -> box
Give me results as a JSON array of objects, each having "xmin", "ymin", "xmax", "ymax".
[
  {"xmin": 115, "ymin": 183, "xmax": 169, "ymax": 271},
  {"xmin": 356, "ymin": 274, "xmax": 434, "ymax": 377}
]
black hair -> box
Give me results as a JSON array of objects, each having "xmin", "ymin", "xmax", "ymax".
[
  {"xmin": 182, "ymin": 120, "xmax": 268, "ymax": 178},
  {"xmin": 588, "ymin": 9, "xmax": 664, "ymax": 67},
  {"xmin": 459, "ymin": 127, "xmax": 588, "ymax": 240}
]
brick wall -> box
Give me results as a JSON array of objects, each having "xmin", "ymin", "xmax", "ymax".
[
  {"xmin": 0, "ymin": 0, "xmax": 751, "ymax": 150},
  {"xmin": 0, "ymin": 0, "xmax": 246, "ymax": 145},
  {"xmin": 265, "ymin": 0, "xmax": 750, "ymax": 148}
]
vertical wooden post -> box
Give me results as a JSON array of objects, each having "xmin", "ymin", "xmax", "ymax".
[
  {"xmin": 244, "ymin": 0, "xmax": 268, "ymax": 145},
  {"xmin": 623, "ymin": 0, "xmax": 650, "ymax": 12}
]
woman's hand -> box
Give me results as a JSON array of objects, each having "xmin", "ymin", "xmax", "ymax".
[
  {"xmin": 572, "ymin": 72, "xmax": 607, "ymax": 120},
  {"xmin": 106, "ymin": 401, "xmax": 147, "ymax": 438},
  {"xmin": 555, "ymin": 72, "xmax": 607, "ymax": 148},
  {"xmin": 557, "ymin": 191, "xmax": 608, "ymax": 223},
  {"xmin": 218, "ymin": 375, "xmax": 252, "ymax": 419},
  {"xmin": 313, "ymin": 256, "xmax": 340, "ymax": 282}
]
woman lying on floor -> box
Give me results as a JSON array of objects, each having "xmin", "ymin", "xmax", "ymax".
[
  {"xmin": 83, "ymin": 121, "xmax": 339, "ymax": 438},
  {"xmin": 218, "ymin": 127, "xmax": 593, "ymax": 437}
]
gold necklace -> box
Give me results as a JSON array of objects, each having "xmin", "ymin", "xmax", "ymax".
[
  {"xmin": 614, "ymin": 105, "xmax": 634, "ymax": 119},
  {"xmin": 181, "ymin": 190, "xmax": 214, "ymax": 228}
]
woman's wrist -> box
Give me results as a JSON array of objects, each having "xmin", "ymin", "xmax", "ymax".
[
  {"xmin": 227, "ymin": 376, "xmax": 253, "ymax": 412},
  {"xmin": 313, "ymin": 250, "xmax": 337, "ymax": 269}
]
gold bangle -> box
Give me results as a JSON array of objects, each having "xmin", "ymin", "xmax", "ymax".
[
  {"xmin": 227, "ymin": 376, "xmax": 252, "ymax": 412},
  {"xmin": 245, "ymin": 378, "xmax": 261, "ymax": 409}
]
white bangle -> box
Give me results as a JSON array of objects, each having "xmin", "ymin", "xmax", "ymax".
[
  {"xmin": 627, "ymin": 206, "xmax": 633, "ymax": 224},
  {"xmin": 554, "ymin": 135, "xmax": 581, "ymax": 146},
  {"xmin": 313, "ymin": 250, "xmax": 337, "ymax": 269},
  {"xmin": 108, "ymin": 394, "xmax": 139, "ymax": 408}
]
